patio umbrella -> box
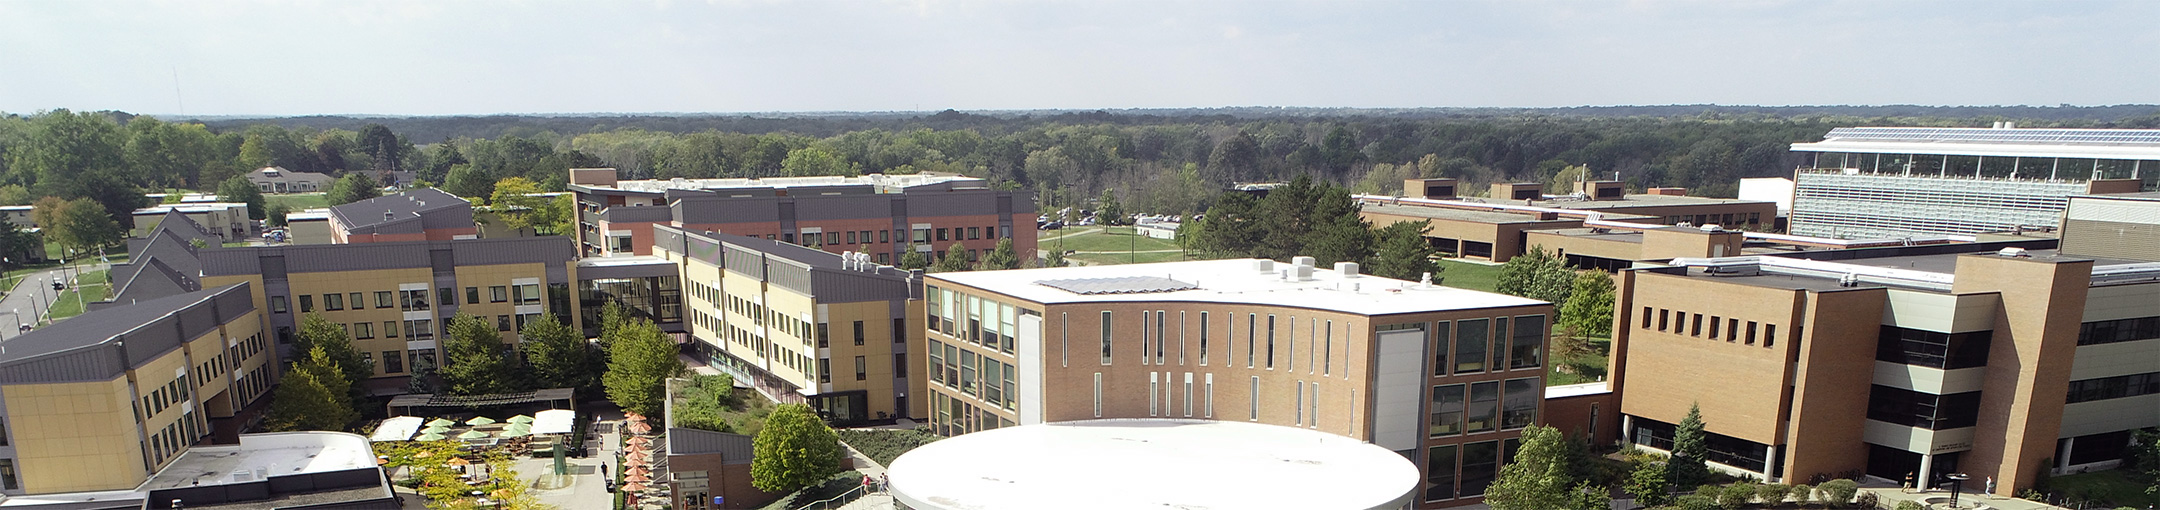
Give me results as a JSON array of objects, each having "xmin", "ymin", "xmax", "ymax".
[
  {"xmin": 426, "ymin": 418, "xmax": 457, "ymax": 428},
  {"xmin": 625, "ymin": 421, "xmax": 653, "ymax": 435},
  {"xmin": 626, "ymin": 436, "xmax": 651, "ymax": 446},
  {"xmin": 624, "ymin": 411, "xmax": 645, "ymax": 421},
  {"xmin": 415, "ymin": 432, "xmax": 448, "ymax": 441},
  {"xmin": 625, "ymin": 473, "xmax": 651, "ymax": 483},
  {"xmin": 507, "ymin": 415, "xmax": 535, "ymax": 424},
  {"xmin": 422, "ymin": 426, "xmax": 453, "ymax": 435},
  {"xmin": 626, "ymin": 466, "xmax": 651, "ymax": 477},
  {"xmin": 465, "ymin": 416, "xmax": 498, "ymax": 426},
  {"xmin": 505, "ymin": 423, "xmax": 533, "ymax": 434},
  {"xmin": 457, "ymin": 430, "xmax": 491, "ymax": 440},
  {"xmin": 448, "ymin": 457, "xmax": 470, "ymax": 466},
  {"xmin": 500, "ymin": 429, "xmax": 532, "ymax": 438},
  {"xmin": 622, "ymin": 482, "xmax": 647, "ymax": 493}
]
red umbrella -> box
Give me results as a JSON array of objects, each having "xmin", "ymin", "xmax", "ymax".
[
  {"xmin": 627, "ymin": 436, "xmax": 651, "ymax": 446},
  {"xmin": 623, "ymin": 482, "xmax": 647, "ymax": 492},
  {"xmin": 625, "ymin": 421, "xmax": 653, "ymax": 435},
  {"xmin": 626, "ymin": 473, "xmax": 651, "ymax": 483},
  {"xmin": 627, "ymin": 465, "xmax": 652, "ymax": 476},
  {"xmin": 623, "ymin": 412, "xmax": 645, "ymax": 422}
]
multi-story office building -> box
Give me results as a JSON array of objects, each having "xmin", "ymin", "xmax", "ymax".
[
  {"xmin": 1363, "ymin": 179, "xmax": 1777, "ymax": 262},
  {"xmin": 568, "ymin": 169, "xmax": 1036, "ymax": 266},
  {"xmin": 652, "ymin": 225, "xmax": 918, "ymax": 424},
  {"xmin": 921, "ymin": 258, "xmax": 1552, "ymax": 508},
  {"xmin": 1786, "ymin": 126, "xmax": 2159, "ymax": 239},
  {"xmin": 1609, "ymin": 241, "xmax": 2160, "ymax": 496},
  {"xmin": 0, "ymin": 284, "xmax": 276, "ymax": 497},
  {"xmin": 133, "ymin": 203, "xmax": 255, "ymax": 242}
]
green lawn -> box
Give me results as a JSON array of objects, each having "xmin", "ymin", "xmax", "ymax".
[
  {"xmin": 1547, "ymin": 338, "xmax": 1611, "ymax": 386},
  {"xmin": 47, "ymin": 269, "xmax": 110, "ymax": 320},
  {"xmin": 1043, "ymin": 226, "xmax": 1187, "ymax": 266},
  {"xmin": 267, "ymin": 193, "xmax": 330, "ymax": 211},
  {"xmin": 1435, "ymin": 258, "xmax": 1503, "ymax": 292},
  {"xmin": 2045, "ymin": 468, "xmax": 2160, "ymax": 508}
]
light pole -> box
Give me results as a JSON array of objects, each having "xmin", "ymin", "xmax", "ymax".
[{"xmin": 1945, "ymin": 472, "xmax": 1970, "ymax": 509}]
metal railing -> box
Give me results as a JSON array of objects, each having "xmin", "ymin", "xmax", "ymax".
[{"xmin": 791, "ymin": 485, "xmax": 873, "ymax": 510}]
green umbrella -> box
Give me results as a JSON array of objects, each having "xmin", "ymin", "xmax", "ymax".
[
  {"xmin": 415, "ymin": 432, "xmax": 448, "ymax": 441},
  {"xmin": 507, "ymin": 415, "xmax": 535, "ymax": 424},
  {"xmin": 457, "ymin": 430, "xmax": 491, "ymax": 439},
  {"xmin": 505, "ymin": 423, "xmax": 533, "ymax": 434},
  {"xmin": 426, "ymin": 418, "xmax": 456, "ymax": 427},
  {"xmin": 465, "ymin": 416, "xmax": 497, "ymax": 426},
  {"xmin": 422, "ymin": 426, "xmax": 453, "ymax": 434},
  {"xmin": 500, "ymin": 429, "xmax": 532, "ymax": 438}
]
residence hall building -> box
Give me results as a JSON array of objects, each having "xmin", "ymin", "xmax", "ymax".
[
  {"xmin": 652, "ymin": 225, "xmax": 920, "ymax": 425},
  {"xmin": 132, "ymin": 202, "xmax": 254, "ymax": 242},
  {"xmin": 1609, "ymin": 241, "xmax": 2160, "ymax": 497},
  {"xmin": 1361, "ymin": 178, "xmax": 1777, "ymax": 262},
  {"xmin": 327, "ymin": 187, "xmax": 479, "ymax": 243},
  {"xmin": 922, "ymin": 258, "xmax": 1554, "ymax": 508},
  {"xmin": 245, "ymin": 166, "xmax": 335, "ymax": 194},
  {"xmin": 0, "ymin": 285, "xmax": 277, "ymax": 498},
  {"xmin": 567, "ymin": 169, "xmax": 1036, "ymax": 266},
  {"xmin": 1786, "ymin": 125, "xmax": 2160, "ymax": 239}
]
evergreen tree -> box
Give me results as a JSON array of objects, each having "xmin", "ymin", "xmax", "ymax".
[
  {"xmin": 1486, "ymin": 425, "xmax": 1608, "ymax": 510},
  {"xmin": 1191, "ymin": 191, "xmax": 1261, "ymax": 259},
  {"xmin": 898, "ymin": 245, "xmax": 929, "ymax": 270},
  {"xmin": 217, "ymin": 175, "xmax": 267, "ymax": 220},
  {"xmin": 325, "ymin": 172, "xmax": 381, "ymax": 205},
  {"xmin": 1625, "ymin": 460, "xmax": 1672, "ymax": 507},
  {"xmin": 977, "ymin": 237, "xmax": 1020, "ymax": 270},
  {"xmin": 439, "ymin": 313, "xmax": 520, "ymax": 395},
  {"xmin": 603, "ymin": 318, "xmax": 685, "ymax": 417},
  {"xmin": 750, "ymin": 403, "xmax": 844, "ymax": 493},
  {"xmin": 1252, "ymin": 175, "xmax": 1319, "ymax": 261},
  {"xmin": 1369, "ymin": 220, "xmax": 1441, "ymax": 281},
  {"xmin": 1669, "ymin": 403, "xmax": 1711, "ymax": 488},
  {"xmin": 1496, "ymin": 246, "xmax": 1575, "ymax": 307},
  {"xmin": 267, "ymin": 202, "xmax": 291, "ymax": 227},
  {"xmin": 266, "ymin": 346, "xmax": 358, "ymax": 431},
  {"xmin": 1303, "ymin": 183, "xmax": 1373, "ymax": 266},
  {"xmin": 1558, "ymin": 269, "xmax": 1616, "ymax": 338},
  {"xmin": 932, "ymin": 242, "xmax": 972, "ymax": 273},
  {"xmin": 294, "ymin": 313, "xmax": 374, "ymax": 398},
  {"xmin": 518, "ymin": 314, "xmax": 601, "ymax": 394},
  {"xmin": 1095, "ymin": 188, "xmax": 1126, "ymax": 226}
]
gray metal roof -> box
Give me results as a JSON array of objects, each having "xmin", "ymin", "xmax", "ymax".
[
  {"xmin": 1035, "ymin": 276, "xmax": 1199, "ymax": 295},
  {"xmin": 0, "ymin": 283, "xmax": 253, "ymax": 383},
  {"xmin": 328, "ymin": 187, "xmax": 473, "ymax": 232},
  {"xmin": 1823, "ymin": 127, "xmax": 2160, "ymax": 146},
  {"xmin": 666, "ymin": 427, "xmax": 754, "ymax": 462}
]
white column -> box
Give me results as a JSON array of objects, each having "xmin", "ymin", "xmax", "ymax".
[
  {"xmin": 2058, "ymin": 437, "xmax": 2075, "ymax": 473},
  {"xmin": 1917, "ymin": 453, "xmax": 1935, "ymax": 491},
  {"xmin": 1764, "ymin": 444, "xmax": 1781, "ymax": 483}
]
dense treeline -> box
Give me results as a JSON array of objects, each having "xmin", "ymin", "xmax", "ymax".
[{"xmin": 6, "ymin": 106, "xmax": 2159, "ymax": 234}]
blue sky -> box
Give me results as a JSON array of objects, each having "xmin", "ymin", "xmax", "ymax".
[{"xmin": 1, "ymin": 0, "xmax": 2152, "ymax": 115}]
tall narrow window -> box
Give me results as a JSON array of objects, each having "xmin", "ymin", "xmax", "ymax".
[
  {"xmin": 1179, "ymin": 311, "xmax": 1188, "ymax": 365},
  {"xmin": 1294, "ymin": 381, "xmax": 1304, "ymax": 425},
  {"xmin": 1205, "ymin": 373, "xmax": 1215, "ymax": 418},
  {"xmin": 1199, "ymin": 312, "xmax": 1211, "ymax": 365},
  {"xmin": 1183, "ymin": 373, "xmax": 1194, "ymax": 417},
  {"xmin": 1155, "ymin": 311, "xmax": 1167, "ymax": 365},
  {"xmin": 1149, "ymin": 372, "xmax": 1160, "ymax": 417},
  {"xmin": 1431, "ymin": 321, "xmax": 1450, "ymax": 377},
  {"xmin": 1710, "ymin": 316, "xmax": 1722, "ymax": 338},
  {"xmin": 1327, "ymin": 320, "xmax": 1337, "ymax": 376},
  {"xmin": 1309, "ymin": 383, "xmax": 1320, "ymax": 428},
  {"xmin": 1266, "ymin": 315, "xmax": 1277, "ymax": 369},
  {"xmin": 1455, "ymin": 319, "xmax": 1488, "ymax": 374},
  {"xmin": 1139, "ymin": 311, "xmax": 1150, "ymax": 366},
  {"xmin": 1247, "ymin": 314, "xmax": 1257, "ymax": 368},
  {"xmin": 1492, "ymin": 317, "xmax": 1509, "ymax": 370},
  {"xmin": 1093, "ymin": 373, "xmax": 1103, "ymax": 418},
  {"xmin": 1249, "ymin": 376, "xmax": 1261, "ymax": 420},
  {"xmin": 1100, "ymin": 311, "xmax": 1113, "ymax": 365},
  {"xmin": 1307, "ymin": 319, "xmax": 1316, "ymax": 373},
  {"xmin": 1764, "ymin": 324, "xmax": 1778, "ymax": 348}
]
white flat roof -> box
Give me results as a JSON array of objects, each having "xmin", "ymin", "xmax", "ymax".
[
  {"xmin": 600, "ymin": 173, "xmax": 983, "ymax": 193},
  {"xmin": 133, "ymin": 202, "xmax": 249, "ymax": 215},
  {"xmin": 1791, "ymin": 139, "xmax": 2160, "ymax": 160},
  {"xmin": 929, "ymin": 258, "xmax": 1545, "ymax": 316},
  {"xmin": 142, "ymin": 432, "xmax": 377, "ymax": 489},
  {"xmin": 887, "ymin": 419, "xmax": 1419, "ymax": 510}
]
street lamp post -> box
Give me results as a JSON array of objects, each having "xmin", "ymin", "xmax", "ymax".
[{"xmin": 1945, "ymin": 472, "xmax": 1970, "ymax": 509}]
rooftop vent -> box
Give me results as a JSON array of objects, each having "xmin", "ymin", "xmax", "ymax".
[
  {"xmin": 383, "ymin": 210, "xmax": 394, "ymax": 222},
  {"xmin": 1699, "ymin": 224, "xmax": 1724, "ymax": 232},
  {"xmin": 1334, "ymin": 262, "xmax": 1360, "ymax": 278},
  {"xmin": 1292, "ymin": 256, "xmax": 1316, "ymax": 268},
  {"xmin": 1253, "ymin": 259, "xmax": 1275, "ymax": 273},
  {"xmin": 1996, "ymin": 247, "xmax": 2031, "ymax": 258},
  {"xmin": 1292, "ymin": 264, "xmax": 1315, "ymax": 282},
  {"xmin": 1838, "ymin": 273, "xmax": 1861, "ymax": 287}
]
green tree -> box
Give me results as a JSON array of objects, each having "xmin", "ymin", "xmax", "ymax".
[
  {"xmin": 1496, "ymin": 246, "xmax": 1574, "ymax": 307},
  {"xmin": 596, "ymin": 301, "xmax": 628, "ymax": 355},
  {"xmin": 517, "ymin": 314, "xmax": 601, "ymax": 394},
  {"xmin": 1559, "ymin": 269, "xmax": 1616, "ymax": 338},
  {"xmin": 48, "ymin": 197, "xmax": 121, "ymax": 255},
  {"xmin": 488, "ymin": 176, "xmax": 546, "ymax": 233},
  {"xmin": 0, "ymin": 222, "xmax": 40, "ymax": 269},
  {"xmin": 1303, "ymin": 184, "xmax": 1374, "ymax": 266},
  {"xmin": 442, "ymin": 164, "xmax": 493, "ymax": 199},
  {"xmin": 1191, "ymin": 191, "xmax": 1261, "ymax": 259},
  {"xmin": 527, "ymin": 194, "xmax": 574, "ymax": 236},
  {"xmin": 1486, "ymin": 425, "xmax": 1608, "ymax": 510},
  {"xmin": 1788, "ymin": 484, "xmax": 1814, "ymax": 508},
  {"xmin": 325, "ymin": 173, "xmax": 382, "ymax": 205},
  {"xmin": 1716, "ymin": 483, "xmax": 1756, "ymax": 510},
  {"xmin": 978, "ymin": 237, "xmax": 1020, "ymax": 271},
  {"xmin": 294, "ymin": 313, "xmax": 374, "ymax": 398},
  {"xmin": 2133, "ymin": 428, "xmax": 2160, "ymax": 495},
  {"xmin": 265, "ymin": 346, "xmax": 359, "ymax": 431},
  {"xmin": 1095, "ymin": 188, "xmax": 1126, "ymax": 226},
  {"xmin": 932, "ymin": 242, "xmax": 972, "ymax": 273},
  {"xmin": 1816, "ymin": 479, "xmax": 1859, "ymax": 508},
  {"xmin": 1625, "ymin": 459, "xmax": 1671, "ymax": 507},
  {"xmin": 898, "ymin": 246, "xmax": 929, "ymax": 271},
  {"xmin": 1756, "ymin": 483, "xmax": 1793, "ymax": 507},
  {"xmin": 267, "ymin": 202, "xmax": 291, "ymax": 227},
  {"xmin": 750, "ymin": 403, "xmax": 845, "ymax": 493},
  {"xmin": 1369, "ymin": 220, "xmax": 1440, "ymax": 281},
  {"xmin": 440, "ymin": 313, "xmax": 520, "ymax": 395},
  {"xmin": 217, "ymin": 175, "xmax": 267, "ymax": 220},
  {"xmin": 780, "ymin": 145, "xmax": 853, "ymax": 176},
  {"xmin": 1043, "ymin": 248, "xmax": 1066, "ymax": 268},
  {"xmin": 356, "ymin": 124, "xmax": 404, "ymax": 170},
  {"xmin": 0, "ymin": 185, "xmax": 29, "ymax": 206},
  {"xmin": 603, "ymin": 317, "xmax": 685, "ymax": 417},
  {"xmin": 1669, "ymin": 403, "xmax": 1710, "ymax": 489}
]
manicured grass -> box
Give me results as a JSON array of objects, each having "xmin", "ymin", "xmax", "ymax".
[
  {"xmin": 2044, "ymin": 468, "xmax": 2160, "ymax": 508},
  {"xmin": 1042, "ymin": 226, "xmax": 1182, "ymax": 253},
  {"xmin": 1547, "ymin": 338, "xmax": 1611, "ymax": 386},
  {"xmin": 1068, "ymin": 250, "xmax": 1188, "ymax": 266},
  {"xmin": 267, "ymin": 193, "xmax": 330, "ymax": 211},
  {"xmin": 1434, "ymin": 258, "xmax": 1503, "ymax": 292},
  {"xmin": 836, "ymin": 428, "xmax": 942, "ymax": 467},
  {"xmin": 47, "ymin": 269, "xmax": 110, "ymax": 320}
]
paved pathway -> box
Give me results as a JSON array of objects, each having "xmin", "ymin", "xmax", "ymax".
[
  {"xmin": 1861, "ymin": 485, "xmax": 2068, "ymax": 510},
  {"xmin": 0, "ymin": 263, "xmax": 106, "ymax": 341}
]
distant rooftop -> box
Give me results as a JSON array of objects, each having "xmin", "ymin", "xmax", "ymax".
[
  {"xmin": 0, "ymin": 285, "xmax": 246, "ymax": 366},
  {"xmin": 328, "ymin": 187, "xmax": 469, "ymax": 230},
  {"xmin": 142, "ymin": 433, "xmax": 376, "ymax": 490},
  {"xmin": 134, "ymin": 202, "xmax": 249, "ymax": 215},
  {"xmin": 1658, "ymin": 248, "xmax": 2160, "ymax": 293},
  {"xmin": 930, "ymin": 258, "xmax": 1544, "ymax": 316},
  {"xmin": 592, "ymin": 173, "xmax": 986, "ymax": 194},
  {"xmin": 1792, "ymin": 126, "xmax": 2160, "ymax": 160}
]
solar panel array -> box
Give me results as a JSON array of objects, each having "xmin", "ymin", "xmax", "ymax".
[
  {"xmin": 1035, "ymin": 276, "xmax": 1200, "ymax": 295},
  {"xmin": 1823, "ymin": 126, "xmax": 2160, "ymax": 144},
  {"xmin": 1823, "ymin": 127, "xmax": 2160, "ymax": 145}
]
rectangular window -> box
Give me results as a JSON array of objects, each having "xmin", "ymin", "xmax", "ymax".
[
  {"xmin": 853, "ymin": 320, "xmax": 865, "ymax": 346},
  {"xmin": 1155, "ymin": 311, "xmax": 1166, "ymax": 365},
  {"xmin": 377, "ymin": 291, "xmax": 396, "ymax": 308},
  {"xmin": 399, "ymin": 289, "xmax": 429, "ymax": 310},
  {"xmin": 1727, "ymin": 318, "xmax": 1739, "ymax": 341},
  {"xmin": 855, "ymin": 356, "xmax": 867, "ymax": 381},
  {"xmin": 382, "ymin": 350, "xmax": 403, "ymax": 374},
  {"xmin": 1876, "ymin": 327, "xmax": 1993, "ymax": 369},
  {"xmin": 354, "ymin": 321, "xmax": 373, "ymax": 339},
  {"xmin": 1765, "ymin": 324, "xmax": 1778, "ymax": 348},
  {"xmin": 1465, "ymin": 381, "xmax": 1499, "ymax": 433},
  {"xmin": 1746, "ymin": 321, "xmax": 1759, "ymax": 345},
  {"xmin": 1184, "ymin": 373, "xmax": 1194, "ymax": 417},
  {"xmin": 464, "ymin": 287, "xmax": 480, "ymax": 305},
  {"xmin": 1265, "ymin": 315, "xmax": 1277, "ymax": 369},
  {"xmin": 1199, "ymin": 311, "xmax": 1210, "ymax": 365},
  {"xmin": 1249, "ymin": 376, "xmax": 1260, "ymax": 420},
  {"xmin": 1, "ymin": 458, "xmax": 19, "ymax": 491},
  {"xmin": 514, "ymin": 283, "xmax": 541, "ymax": 305},
  {"xmin": 880, "ymin": 230, "xmax": 890, "ymax": 243},
  {"xmin": 1657, "ymin": 308, "xmax": 1668, "ymax": 331},
  {"xmin": 1150, "ymin": 372, "xmax": 1160, "ymax": 417},
  {"xmin": 349, "ymin": 292, "xmax": 365, "ymax": 309},
  {"xmin": 1460, "ymin": 441, "xmax": 1500, "ymax": 497},
  {"xmin": 1432, "ymin": 321, "xmax": 1451, "ymax": 376},
  {"xmin": 847, "ymin": 231, "xmax": 857, "ymax": 245},
  {"xmin": 299, "ymin": 294, "xmax": 314, "ymax": 313},
  {"xmin": 1425, "ymin": 444, "xmax": 1458, "ymax": 501},
  {"xmin": 1247, "ymin": 314, "xmax": 1256, "ymax": 368},
  {"xmin": 384, "ymin": 321, "xmax": 399, "ymax": 338},
  {"xmin": 1639, "ymin": 306, "xmax": 1652, "ymax": 329},
  {"xmin": 1093, "ymin": 373, "xmax": 1103, "ymax": 417},
  {"xmin": 961, "ymin": 350, "xmax": 977, "ymax": 396},
  {"xmin": 491, "ymin": 286, "xmax": 508, "ymax": 303},
  {"xmin": 1101, "ymin": 311, "xmax": 1114, "ymax": 365},
  {"xmin": 1454, "ymin": 318, "xmax": 1488, "ymax": 374},
  {"xmin": 439, "ymin": 287, "xmax": 455, "ymax": 306},
  {"xmin": 894, "ymin": 352, "xmax": 908, "ymax": 378},
  {"xmin": 498, "ymin": 315, "xmax": 512, "ymax": 332},
  {"xmin": 271, "ymin": 295, "xmax": 289, "ymax": 313},
  {"xmin": 1293, "ymin": 381, "xmax": 1304, "ymax": 425},
  {"xmin": 1138, "ymin": 311, "xmax": 1149, "ymax": 365},
  {"xmin": 1867, "ymin": 385, "xmax": 1982, "ymax": 430},
  {"xmin": 1430, "ymin": 383, "xmax": 1464, "ymax": 436},
  {"xmin": 1205, "ymin": 373, "xmax": 1215, "ymax": 418},
  {"xmin": 1709, "ymin": 316, "xmax": 1722, "ymax": 339},
  {"xmin": 1510, "ymin": 315, "xmax": 1543, "ymax": 369},
  {"xmin": 1493, "ymin": 317, "xmax": 1509, "ymax": 370},
  {"xmin": 2066, "ymin": 371, "xmax": 2160, "ymax": 403},
  {"xmin": 1501, "ymin": 378, "xmax": 1538, "ymax": 429},
  {"xmin": 1691, "ymin": 313, "xmax": 1703, "ymax": 336},
  {"xmin": 2077, "ymin": 316, "xmax": 2160, "ymax": 346},
  {"xmin": 895, "ymin": 318, "xmax": 907, "ymax": 344},
  {"xmin": 927, "ymin": 340, "xmax": 945, "ymax": 386}
]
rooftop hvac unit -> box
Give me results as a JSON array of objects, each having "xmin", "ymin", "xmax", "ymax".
[{"xmin": 1997, "ymin": 247, "xmax": 2030, "ymax": 258}]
